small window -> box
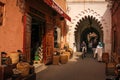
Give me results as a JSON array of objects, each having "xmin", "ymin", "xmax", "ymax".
[
  {"xmin": 54, "ymin": 28, "xmax": 58, "ymax": 48},
  {"xmin": 0, "ymin": 2, "xmax": 4, "ymax": 26}
]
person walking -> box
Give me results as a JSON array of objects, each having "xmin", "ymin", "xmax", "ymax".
[
  {"xmin": 88, "ymin": 41, "xmax": 93, "ymax": 54},
  {"xmin": 94, "ymin": 42, "xmax": 103, "ymax": 62},
  {"xmin": 81, "ymin": 41, "xmax": 87, "ymax": 59},
  {"xmin": 92, "ymin": 39, "xmax": 97, "ymax": 54}
]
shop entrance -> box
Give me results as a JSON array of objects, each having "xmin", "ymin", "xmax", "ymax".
[{"xmin": 30, "ymin": 16, "xmax": 45, "ymax": 64}]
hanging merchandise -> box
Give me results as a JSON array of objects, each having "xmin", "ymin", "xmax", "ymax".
[{"xmin": 34, "ymin": 45, "xmax": 43, "ymax": 63}]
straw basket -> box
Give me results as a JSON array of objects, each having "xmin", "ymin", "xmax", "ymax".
[
  {"xmin": 102, "ymin": 52, "xmax": 109, "ymax": 63},
  {"xmin": 17, "ymin": 62, "xmax": 30, "ymax": 77},
  {"xmin": 60, "ymin": 54, "xmax": 68, "ymax": 64},
  {"xmin": 8, "ymin": 52, "xmax": 19, "ymax": 64},
  {"xmin": 63, "ymin": 52, "xmax": 70, "ymax": 59}
]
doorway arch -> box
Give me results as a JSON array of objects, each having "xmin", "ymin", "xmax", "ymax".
[{"xmin": 74, "ymin": 15, "xmax": 103, "ymax": 52}]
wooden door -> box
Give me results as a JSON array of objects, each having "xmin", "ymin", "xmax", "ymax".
[
  {"xmin": 43, "ymin": 23, "xmax": 54, "ymax": 64},
  {"xmin": 24, "ymin": 14, "xmax": 32, "ymax": 62}
]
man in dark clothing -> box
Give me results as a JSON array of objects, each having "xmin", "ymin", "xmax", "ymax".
[{"xmin": 81, "ymin": 41, "xmax": 87, "ymax": 59}]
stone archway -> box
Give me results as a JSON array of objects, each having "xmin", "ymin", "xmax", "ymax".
[{"xmin": 74, "ymin": 15, "xmax": 103, "ymax": 52}]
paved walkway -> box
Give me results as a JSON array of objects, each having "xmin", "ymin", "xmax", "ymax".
[{"xmin": 36, "ymin": 52, "xmax": 106, "ymax": 80}]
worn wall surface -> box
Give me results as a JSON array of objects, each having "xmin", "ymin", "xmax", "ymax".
[
  {"xmin": 54, "ymin": 0, "xmax": 67, "ymax": 11},
  {"xmin": 66, "ymin": 1, "xmax": 112, "ymax": 54},
  {"xmin": 0, "ymin": 0, "xmax": 23, "ymax": 52},
  {"xmin": 111, "ymin": 1, "xmax": 120, "ymax": 55},
  {"xmin": 67, "ymin": 0, "xmax": 105, "ymax": 2}
]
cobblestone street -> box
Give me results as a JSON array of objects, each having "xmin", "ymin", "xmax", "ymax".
[{"xmin": 36, "ymin": 52, "xmax": 106, "ymax": 80}]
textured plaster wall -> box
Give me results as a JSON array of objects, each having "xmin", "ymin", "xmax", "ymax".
[
  {"xmin": 67, "ymin": 0, "xmax": 105, "ymax": 2},
  {"xmin": 54, "ymin": 0, "xmax": 67, "ymax": 11},
  {"xmin": 102, "ymin": 6, "xmax": 112, "ymax": 54},
  {"xmin": 0, "ymin": 0, "xmax": 23, "ymax": 52},
  {"xmin": 66, "ymin": 1, "xmax": 112, "ymax": 53}
]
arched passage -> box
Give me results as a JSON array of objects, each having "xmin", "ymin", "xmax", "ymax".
[
  {"xmin": 81, "ymin": 27, "xmax": 100, "ymax": 43},
  {"xmin": 74, "ymin": 15, "xmax": 103, "ymax": 52}
]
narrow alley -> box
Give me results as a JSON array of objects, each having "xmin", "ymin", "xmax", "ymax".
[
  {"xmin": 0, "ymin": 0, "xmax": 120, "ymax": 80},
  {"xmin": 36, "ymin": 52, "xmax": 106, "ymax": 80}
]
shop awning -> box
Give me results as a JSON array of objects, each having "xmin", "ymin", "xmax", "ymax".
[{"xmin": 44, "ymin": 0, "xmax": 71, "ymax": 21}]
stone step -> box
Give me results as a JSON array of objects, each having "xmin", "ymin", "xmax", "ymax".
[
  {"xmin": 33, "ymin": 63, "xmax": 47, "ymax": 73},
  {"xmin": 69, "ymin": 52, "xmax": 82, "ymax": 61}
]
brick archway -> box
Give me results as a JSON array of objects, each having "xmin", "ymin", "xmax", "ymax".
[{"xmin": 74, "ymin": 15, "xmax": 103, "ymax": 51}]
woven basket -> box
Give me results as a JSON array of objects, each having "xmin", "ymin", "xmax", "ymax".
[
  {"xmin": 17, "ymin": 62, "xmax": 30, "ymax": 77},
  {"xmin": 63, "ymin": 52, "xmax": 70, "ymax": 59},
  {"xmin": 60, "ymin": 54, "xmax": 68, "ymax": 64},
  {"xmin": 8, "ymin": 52, "xmax": 19, "ymax": 64}
]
